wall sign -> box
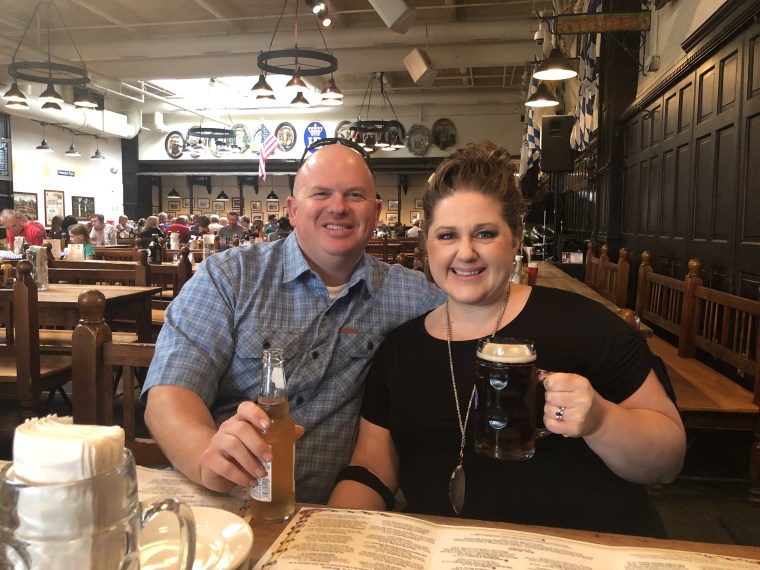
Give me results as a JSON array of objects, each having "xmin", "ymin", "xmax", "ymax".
[
  {"xmin": 303, "ymin": 121, "xmax": 326, "ymax": 150},
  {"xmin": 57, "ymin": 169, "xmax": 75, "ymax": 177},
  {"xmin": 0, "ymin": 140, "xmax": 8, "ymax": 177}
]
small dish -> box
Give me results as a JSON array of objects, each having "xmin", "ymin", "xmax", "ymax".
[{"xmin": 140, "ymin": 506, "xmax": 253, "ymax": 570}]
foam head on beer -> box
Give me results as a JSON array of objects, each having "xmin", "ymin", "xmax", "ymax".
[{"xmin": 477, "ymin": 341, "xmax": 536, "ymax": 364}]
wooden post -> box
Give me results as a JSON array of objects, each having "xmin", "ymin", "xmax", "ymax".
[
  {"xmin": 678, "ymin": 258, "xmax": 702, "ymax": 358},
  {"xmin": 635, "ymin": 251, "xmax": 653, "ymax": 317}
]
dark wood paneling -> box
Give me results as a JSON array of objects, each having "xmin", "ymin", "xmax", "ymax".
[
  {"xmin": 638, "ymin": 159, "xmax": 649, "ymax": 234},
  {"xmin": 648, "ymin": 155, "xmax": 660, "ymax": 236},
  {"xmin": 713, "ymin": 124, "xmax": 737, "ymax": 242},
  {"xmin": 665, "ymin": 93, "xmax": 678, "ymax": 138},
  {"xmin": 675, "ymin": 144, "xmax": 691, "ymax": 240},
  {"xmin": 693, "ymin": 134, "xmax": 713, "ymax": 241},
  {"xmin": 661, "ymin": 148, "xmax": 675, "ymax": 237},
  {"xmin": 743, "ymin": 113, "xmax": 760, "ymax": 243},
  {"xmin": 680, "ymin": 83, "xmax": 694, "ymax": 132}
]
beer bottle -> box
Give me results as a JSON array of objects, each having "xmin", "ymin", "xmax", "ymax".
[{"xmin": 249, "ymin": 348, "xmax": 296, "ymax": 523}]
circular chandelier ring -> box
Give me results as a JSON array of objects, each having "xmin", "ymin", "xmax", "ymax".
[
  {"xmin": 257, "ymin": 49, "xmax": 337, "ymax": 77},
  {"xmin": 9, "ymin": 61, "xmax": 91, "ymax": 86},
  {"xmin": 187, "ymin": 127, "xmax": 235, "ymax": 139}
]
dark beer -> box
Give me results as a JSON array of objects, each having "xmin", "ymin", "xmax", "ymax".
[{"xmin": 474, "ymin": 338, "xmax": 537, "ymax": 460}]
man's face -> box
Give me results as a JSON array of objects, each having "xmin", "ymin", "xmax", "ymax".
[
  {"xmin": 90, "ymin": 217, "xmax": 104, "ymax": 231},
  {"xmin": 119, "ymin": 216, "xmax": 127, "ymax": 226},
  {"xmin": 288, "ymin": 144, "xmax": 380, "ymax": 274},
  {"xmin": 227, "ymin": 213, "xmax": 239, "ymax": 227},
  {"xmin": 2, "ymin": 216, "xmax": 23, "ymax": 235}
]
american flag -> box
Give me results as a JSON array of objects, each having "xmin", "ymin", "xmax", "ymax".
[
  {"xmin": 570, "ymin": 0, "xmax": 601, "ymax": 151},
  {"xmin": 519, "ymin": 74, "xmax": 541, "ymax": 180},
  {"xmin": 259, "ymin": 123, "xmax": 278, "ymax": 180}
]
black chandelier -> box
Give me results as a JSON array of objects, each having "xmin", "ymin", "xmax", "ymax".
[
  {"xmin": 252, "ymin": 0, "xmax": 341, "ymax": 107},
  {"xmin": 3, "ymin": 0, "xmax": 98, "ymax": 110},
  {"xmin": 349, "ymin": 73, "xmax": 406, "ymax": 153}
]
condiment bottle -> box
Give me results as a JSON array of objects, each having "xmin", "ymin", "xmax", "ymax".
[
  {"xmin": 249, "ymin": 348, "xmax": 296, "ymax": 523},
  {"xmin": 1, "ymin": 262, "xmax": 12, "ymax": 285}
]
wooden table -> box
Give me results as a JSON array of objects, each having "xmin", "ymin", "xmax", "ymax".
[
  {"xmin": 534, "ymin": 261, "xmax": 653, "ymax": 337},
  {"xmin": 248, "ymin": 505, "xmax": 760, "ymax": 564},
  {"xmin": 0, "ymin": 284, "xmax": 161, "ymax": 342}
]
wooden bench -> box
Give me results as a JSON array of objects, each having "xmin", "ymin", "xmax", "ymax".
[
  {"xmin": 636, "ymin": 252, "xmax": 760, "ymax": 501},
  {"xmin": 585, "ymin": 243, "xmax": 630, "ymax": 308},
  {"xmin": 72, "ymin": 289, "xmax": 167, "ymax": 466},
  {"xmin": 0, "ymin": 261, "xmax": 72, "ymax": 418}
]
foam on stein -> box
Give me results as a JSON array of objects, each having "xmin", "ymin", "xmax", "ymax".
[{"xmin": 477, "ymin": 342, "xmax": 536, "ymax": 364}]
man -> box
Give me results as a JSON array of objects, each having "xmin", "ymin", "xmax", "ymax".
[
  {"xmin": 1, "ymin": 209, "xmax": 45, "ymax": 246},
  {"xmin": 24, "ymin": 212, "xmax": 47, "ymax": 236},
  {"xmin": 157, "ymin": 212, "xmax": 169, "ymax": 230},
  {"xmin": 218, "ymin": 211, "xmax": 248, "ymax": 249},
  {"xmin": 406, "ymin": 218, "xmax": 422, "ymax": 238},
  {"xmin": 265, "ymin": 213, "xmax": 278, "ymax": 234},
  {"xmin": 89, "ymin": 214, "xmax": 117, "ymax": 245},
  {"xmin": 115, "ymin": 215, "xmax": 135, "ymax": 239},
  {"xmin": 142, "ymin": 142, "xmax": 444, "ymax": 504},
  {"xmin": 165, "ymin": 215, "xmax": 191, "ymax": 243},
  {"xmin": 207, "ymin": 215, "xmax": 223, "ymax": 234}
]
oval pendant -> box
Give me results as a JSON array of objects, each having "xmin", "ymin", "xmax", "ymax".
[{"xmin": 449, "ymin": 464, "xmax": 465, "ymax": 515}]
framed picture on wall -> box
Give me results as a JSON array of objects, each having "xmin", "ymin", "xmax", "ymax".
[
  {"xmin": 182, "ymin": 198, "xmax": 191, "ymax": 209},
  {"xmin": 414, "ymin": 198, "xmax": 423, "ymax": 209},
  {"xmin": 410, "ymin": 211, "xmax": 421, "ymax": 223},
  {"xmin": 266, "ymin": 200, "xmax": 280, "ymax": 212},
  {"xmin": 151, "ymin": 206, "xmax": 159, "ymax": 215},
  {"xmin": 13, "ymin": 192, "xmax": 38, "ymax": 220},
  {"xmin": 72, "ymin": 196, "xmax": 95, "ymax": 220},
  {"xmin": 212, "ymin": 200, "xmax": 225, "ymax": 211},
  {"xmin": 167, "ymin": 199, "xmax": 181, "ymax": 211},
  {"xmin": 282, "ymin": 208, "xmax": 289, "ymax": 218},
  {"xmin": 386, "ymin": 213, "xmax": 398, "ymax": 224},
  {"xmin": 387, "ymin": 200, "xmax": 399, "ymax": 211},
  {"xmin": 196, "ymin": 197, "xmax": 211, "ymax": 209},
  {"xmin": 44, "ymin": 190, "xmax": 65, "ymax": 226},
  {"xmin": 231, "ymin": 197, "xmax": 242, "ymax": 209},
  {"xmin": 251, "ymin": 201, "xmax": 262, "ymax": 212}
]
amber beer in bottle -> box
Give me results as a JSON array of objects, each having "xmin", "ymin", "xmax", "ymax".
[{"xmin": 249, "ymin": 348, "xmax": 296, "ymax": 522}]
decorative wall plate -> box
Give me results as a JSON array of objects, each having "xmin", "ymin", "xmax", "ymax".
[
  {"xmin": 275, "ymin": 122, "xmax": 297, "ymax": 152},
  {"xmin": 164, "ymin": 131, "xmax": 185, "ymax": 159},
  {"xmin": 405, "ymin": 124, "xmax": 432, "ymax": 156},
  {"xmin": 335, "ymin": 120, "xmax": 352, "ymax": 140},
  {"xmin": 432, "ymin": 118, "xmax": 456, "ymax": 150},
  {"xmin": 232, "ymin": 123, "xmax": 251, "ymax": 153},
  {"xmin": 249, "ymin": 128, "xmax": 263, "ymax": 155}
]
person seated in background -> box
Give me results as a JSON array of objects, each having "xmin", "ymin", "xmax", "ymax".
[
  {"xmin": 65, "ymin": 223, "xmax": 95, "ymax": 259},
  {"xmin": 139, "ymin": 215, "xmax": 165, "ymax": 238},
  {"xmin": 218, "ymin": 211, "xmax": 248, "ymax": 248},
  {"xmin": 267, "ymin": 216, "xmax": 292, "ymax": 242},
  {"xmin": 190, "ymin": 215, "xmax": 211, "ymax": 236},
  {"xmin": 24, "ymin": 212, "xmax": 47, "ymax": 235},
  {"xmin": 115, "ymin": 215, "xmax": 135, "ymax": 239},
  {"xmin": 89, "ymin": 214, "xmax": 117, "ymax": 246},
  {"xmin": 240, "ymin": 215, "xmax": 251, "ymax": 233},
  {"xmin": 250, "ymin": 219, "xmax": 266, "ymax": 241},
  {"xmin": 264, "ymin": 213, "xmax": 278, "ymax": 235},
  {"xmin": 158, "ymin": 212, "xmax": 169, "ymax": 230},
  {"xmin": 208, "ymin": 215, "xmax": 223, "ymax": 234},
  {"xmin": 135, "ymin": 218, "xmax": 147, "ymax": 235},
  {"xmin": 0, "ymin": 209, "xmax": 45, "ymax": 246},
  {"xmin": 49, "ymin": 215, "xmax": 64, "ymax": 239},
  {"xmin": 60, "ymin": 215, "xmax": 79, "ymax": 244},
  {"xmin": 392, "ymin": 221, "xmax": 405, "ymax": 237},
  {"xmin": 165, "ymin": 215, "xmax": 191, "ymax": 243},
  {"xmin": 406, "ymin": 218, "xmax": 422, "ymax": 238},
  {"xmin": 328, "ymin": 141, "xmax": 686, "ymax": 538}
]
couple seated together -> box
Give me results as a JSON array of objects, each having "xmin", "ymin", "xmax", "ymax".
[{"xmin": 142, "ymin": 138, "xmax": 685, "ymax": 539}]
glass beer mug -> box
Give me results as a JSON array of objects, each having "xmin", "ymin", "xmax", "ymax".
[{"xmin": 0, "ymin": 449, "xmax": 196, "ymax": 570}]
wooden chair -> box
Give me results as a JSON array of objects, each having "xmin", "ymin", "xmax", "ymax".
[
  {"xmin": 93, "ymin": 246, "xmax": 141, "ymax": 261},
  {"xmin": 0, "ymin": 261, "xmax": 72, "ymax": 418},
  {"xmin": 585, "ymin": 242, "xmax": 600, "ymax": 290},
  {"xmin": 72, "ymin": 289, "xmax": 167, "ymax": 466},
  {"xmin": 586, "ymin": 244, "xmax": 630, "ymax": 308},
  {"xmin": 49, "ymin": 250, "xmax": 150, "ymax": 286}
]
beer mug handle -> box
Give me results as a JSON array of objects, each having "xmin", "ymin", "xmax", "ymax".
[
  {"xmin": 135, "ymin": 497, "xmax": 196, "ymax": 570},
  {"xmin": 0, "ymin": 533, "xmax": 33, "ymax": 570}
]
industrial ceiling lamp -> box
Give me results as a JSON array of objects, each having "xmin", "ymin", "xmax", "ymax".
[
  {"xmin": 320, "ymin": 74, "xmax": 343, "ymax": 105},
  {"xmin": 216, "ymin": 190, "xmax": 230, "ymax": 201},
  {"xmin": 168, "ymin": 188, "xmax": 180, "ymax": 198},
  {"xmin": 91, "ymin": 138, "xmax": 106, "ymax": 160},
  {"xmin": 7, "ymin": 1, "xmax": 94, "ymax": 110},
  {"xmin": 186, "ymin": 79, "xmax": 235, "ymax": 150},
  {"xmin": 36, "ymin": 123, "xmax": 53, "ymax": 152},
  {"xmin": 250, "ymin": 72, "xmax": 275, "ymax": 96},
  {"xmin": 3, "ymin": 81, "xmax": 27, "ymax": 105},
  {"xmin": 257, "ymin": 0, "xmax": 339, "ymax": 108},
  {"xmin": 349, "ymin": 72, "xmax": 406, "ymax": 153},
  {"xmin": 525, "ymin": 82, "xmax": 559, "ymax": 107},
  {"xmin": 534, "ymin": 46, "xmax": 577, "ymax": 81}
]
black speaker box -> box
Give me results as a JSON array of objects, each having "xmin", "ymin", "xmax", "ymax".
[{"xmin": 540, "ymin": 115, "xmax": 574, "ymax": 172}]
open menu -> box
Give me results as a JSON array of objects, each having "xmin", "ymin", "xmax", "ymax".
[{"xmin": 254, "ymin": 508, "xmax": 758, "ymax": 570}]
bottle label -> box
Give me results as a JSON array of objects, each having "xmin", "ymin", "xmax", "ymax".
[{"xmin": 249, "ymin": 461, "xmax": 273, "ymax": 502}]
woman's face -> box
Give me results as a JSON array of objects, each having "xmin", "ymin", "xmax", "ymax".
[
  {"xmin": 70, "ymin": 233, "xmax": 84, "ymax": 244},
  {"xmin": 426, "ymin": 190, "xmax": 519, "ymax": 307}
]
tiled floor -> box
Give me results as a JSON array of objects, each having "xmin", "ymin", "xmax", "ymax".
[{"xmin": 1, "ymin": 394, "xmax": 758, "ymax": 547}]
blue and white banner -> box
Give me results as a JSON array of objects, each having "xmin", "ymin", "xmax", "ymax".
[{"xmin": 570, "ymin": 0, "xmax": 601, "ymax": 151}]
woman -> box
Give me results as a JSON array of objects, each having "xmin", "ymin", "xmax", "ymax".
[
  {"xmin": 66, "ymin": 223, "xmax": 95, "ymax": 260},
  {"xmin": 139, "ymin": 215, "xmax": 165, "ymax": 238},
  {"xmin": 49, "ymin": 215, "xmax": 64, "ymax": 239},
  {"xmin": 329, "ymin": 142, "xmax": 685, "ymax": 538}
]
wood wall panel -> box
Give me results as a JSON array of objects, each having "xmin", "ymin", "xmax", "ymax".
[
  {"xmin": 680, "ymin": 83, "xmax": 694, "ymax": 132},
  {"xmin": 661, "ymin": 149, "xmax": 675, "ymax": 237},
  {"xmin": 665, "ymin": 94, "xmax": 678, "ymax": 138},
  {"xmin": 713, "ymin": 125, "xmax": 737, "ymax": 242},
  {"xmin": 719, "ymin": 51, "xmax": 739, "ymax": 113},
  {"xmin": 698, "ymin": 67, "xmax": 716, "ymax": 123},
  {"xmin": 693, "ymin": 134, "xmax": 714, "ymax": 240},
  {"xmin": 638, "ymin": 160, "xmax": 649, "ymax": 234},
  {"xmin": 675, "ymin": 144, "xmax": 691, "ymax": 239},
  {"xmin": 750, "ymin": 34, "xmax": 760, "ymax": 97},
  {"xmin": 738, "ymin": 272, "xmax": 760, "ymax": 300},
  {"xmin": 648, "ymin": 156, "xmax": 660, "ymax": 236},
  {"xmin": 651, "ymin": 104, "xmax": 661, "ymax": 145},
  {"xmin": 743, "ymin": 113, "xmax": 760, "ymax": 242}
]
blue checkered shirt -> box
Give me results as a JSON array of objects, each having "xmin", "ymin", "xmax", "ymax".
[{"xmin": 142, "ymin": 233, "xmax": 444, "ymax": 503}]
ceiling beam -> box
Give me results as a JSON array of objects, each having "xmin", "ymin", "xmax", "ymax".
[{"xmin": 69, "ymin": 0, "xmax": 143, "ymax": 37}]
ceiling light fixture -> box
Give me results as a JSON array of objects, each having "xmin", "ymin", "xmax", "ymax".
[
  {"xmin": 7, "ymin": 0, "xmax": 95, "ymax": 110},
  {"xmin": 216, "ymin": 190, "xmax": 230, "ymax": 201},
  {"xmin": 256, "ymin": 0, "xmax": 340, "ymax": 108},
  {"xmin": 525, "ymin": 82, "xmax": 559, "ymax": 107},
  {"xmin": 185, "ymin": 80, "xmax": 235, "ymax": 156},
  {"xmin": 3, "ymin": 81, "xmax": 27, "ymax": 104},
  {"xmin": 349, "ymin": 72, "xmax": 406, "ymax": 153},
  {"xmin": 91, "ymin": 138, "xmax": 106, "ymax": 160},
  {"xmin": 534, "ymin": 46, "xmax": 577, "ymax": 81},
  {"xmin": 168, "ymin": 188, "xmax": 180, "ymax": 198}
]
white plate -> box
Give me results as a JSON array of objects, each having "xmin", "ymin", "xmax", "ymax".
[{"xmin": 140, "ymin": 506, "xmax": 253, "ymax": 570}]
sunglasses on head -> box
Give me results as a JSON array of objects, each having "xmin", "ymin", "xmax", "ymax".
[{"xmin": 298, "ymin": 137, "xmax": 374, "ymax": 174}]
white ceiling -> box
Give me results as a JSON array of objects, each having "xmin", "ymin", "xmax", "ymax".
[{"xmin": 0, "ymin": 0, "xmax": 556, "ymax": 129}]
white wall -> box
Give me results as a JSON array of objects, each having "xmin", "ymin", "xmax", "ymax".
[
  {"xmin": 9, "ymin": 115, "xmax": 124, "ymax": 224},
  {"xmin": 638, "ymin": 0, "xmax": 728, "ymax": 96}
]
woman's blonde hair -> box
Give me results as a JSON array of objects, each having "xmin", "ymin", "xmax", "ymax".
[{"xmin": 424, "ymin": 141, "xmax": 525, "ymax": 239}]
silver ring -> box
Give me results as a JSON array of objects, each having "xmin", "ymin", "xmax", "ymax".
[{"xmin": 555, "ymin": 406, "xmax": 566, "ymax": 422}]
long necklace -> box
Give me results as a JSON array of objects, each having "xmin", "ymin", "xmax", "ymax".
[{"xmin": 446, "ymin": 284, "xmax": 511, "ymax": 515}]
